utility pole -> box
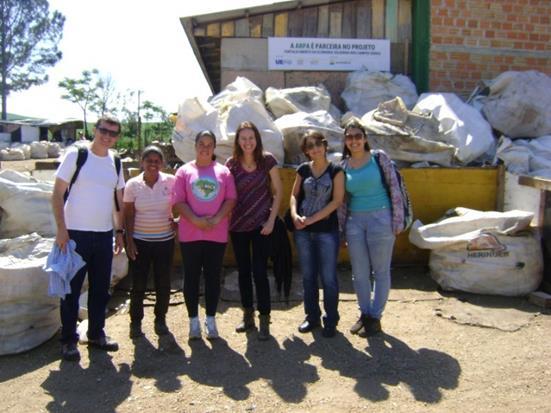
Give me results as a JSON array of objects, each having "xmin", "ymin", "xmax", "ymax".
[{"xmin": 137, "ymin": 90, "xmax": 142, "ymax": 151}]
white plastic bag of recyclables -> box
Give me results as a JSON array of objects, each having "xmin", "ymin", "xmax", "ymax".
[
  {"xmin": 0, "ymin": 234, "xmax": 59, "ymax": 355},
  {"xmin": 409, "ymin": 208, "xmax": 543, "ymax": 296}
]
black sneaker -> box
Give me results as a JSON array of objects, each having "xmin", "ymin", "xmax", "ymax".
[
  {"xmin": 322, "ymin": 325, "xmax": 336, "ymax": 338},
  {"xmin": 88, "ymin": 336, "xmax": 119, "ymax": 352},
  {"xmin": 129, "ymin": 323, "xmax": 144, "ymax": 339},
  {"xmin": 61, "ymin": 343, "xmax": 80, "ymax": 361},
  {"xmin": 298, "ymin": 319, "xmax": 320, "ymax": 333}
]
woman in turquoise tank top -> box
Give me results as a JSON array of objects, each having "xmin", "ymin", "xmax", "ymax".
[{"xmin": 342, "ymin": 120, "xmax": 395, "ymax": 337}]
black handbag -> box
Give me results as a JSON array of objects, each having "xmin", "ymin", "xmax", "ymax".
[{"xmin": 283, "ymin": 208, "xmax": 295, "ymax": 232}]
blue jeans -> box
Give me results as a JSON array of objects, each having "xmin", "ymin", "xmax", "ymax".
[
  {"xmin": 60, "ymin": 230, "xmax": 114, "ymax": 344},
  {"xmin": 345, "ymin": 209, "xmax": 395, "ymax": 320},
  {"xmin": 294, "ymin": 229, "xmax": 340, "ymax": 328}
]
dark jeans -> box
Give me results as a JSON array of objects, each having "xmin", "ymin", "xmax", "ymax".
[
  {"xmin": 230, "ymin": 229, "xmax": 271, "ymax": 315},
  {"xmin": 129, "ymin": 238, "xmax": 174, "ymax": 324},
  {"xmin": 60, "ymin": 230, "xmax": 113, "ymax": 344},
  {"xmin": 180, "ymin": 241, "xmax": 226, "ymax": 318},
  {"xmin": 294, "ymin": 229, "xmax": 340, "ymax": 328}
]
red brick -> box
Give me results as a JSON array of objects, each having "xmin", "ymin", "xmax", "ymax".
[
  {"xmin": 456, "ymin": 18, "xmax": 466, "ymax": 27},
  {"xmin": 468, "ymin": 20, "xmax": 478, "ymax": 28},
  {"xmin": 432, "ymin": 17, "xmax": 443, "ymax": 25},
  {"xmin": 486, "ymin": 30, "xmax": 495, "ymax": 38}
]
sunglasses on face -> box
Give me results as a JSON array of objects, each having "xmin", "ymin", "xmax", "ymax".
[
  {"xmin": 97, "ymin": 126, "xmax": 120, "ymax": 138},
  {"xmin": 344, "ymin": 133, "xmax": 365, "ymax": 141},
  {"xmin": 305, "ymin": 140, "xmax": 324, "ymax": 150}
]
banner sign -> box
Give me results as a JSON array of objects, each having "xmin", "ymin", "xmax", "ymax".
[{"xmin": 268, "ymin": 37, "xmax": 390, "ymax": 71}]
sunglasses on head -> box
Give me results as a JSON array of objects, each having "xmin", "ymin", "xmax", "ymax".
[
  {"xmin": 344, "ymin": 133, "xmax": 365, "ymax": 141},
  {"xmin": 97, "ymin": 126, "xmax": 120, "ymax": 138}
]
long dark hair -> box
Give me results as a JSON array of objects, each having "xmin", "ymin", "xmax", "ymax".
[
  {"xmin": 232, "ymin": 121, "xmax": 265, "ymax": 167},
  {"xmin": 342, "ymin": 120, "xmax": 371, "ymax": 159},
  {"xmin": 195, "ymin": 129, "xmax": 217, "ymax": 161}
]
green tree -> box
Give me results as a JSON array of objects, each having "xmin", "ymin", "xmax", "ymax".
[
  {"xmin": 141, "ymin": 100, "xmax": 172, "ymax": 143},
  {"xmin": 59, "ymin": 69, "xmax": 101, "ymax": 138},
  {"xmin": 0, "ymin": 0, "xmax": 65, "ymax": 119}
]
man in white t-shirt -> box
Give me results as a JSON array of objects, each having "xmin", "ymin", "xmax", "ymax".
[{"xmin": 52, "ymin": 115, "xmax": 125, "ymax": 362}]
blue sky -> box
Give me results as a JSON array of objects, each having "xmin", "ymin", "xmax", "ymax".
[{"xmin": 9, "ymin": 0, "xmax": 272, "ymax": 120}]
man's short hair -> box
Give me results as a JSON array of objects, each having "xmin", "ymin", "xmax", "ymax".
[{"xmin": 95, "ymin": 114, "xmax": 121, "ymax": 134}]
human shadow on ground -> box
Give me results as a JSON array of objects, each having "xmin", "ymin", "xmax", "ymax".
[
  {"xmin": 309, "ymin": 331, "xmax": 460, "ymax": 403},
  {"xmin": 244, "ymin": 333, "xmax": 319, "ymax": 403},
  {"xmin": 130, "ymin": 332, "xmax": 186, "ymax": 393},
  {"xmin": 184, "ymin": 337, "xmax": 252, "ymax": 400},
  {"xmin": 41, "ymin": 349, "xmax": 132, "ymax": 412}
]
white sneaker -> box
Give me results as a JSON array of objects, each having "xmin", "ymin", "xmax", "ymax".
[
  {"xmin": 205, "ymin": 316, "xmax": 219, "ymax": 340},
  {"xmin": 189, "ymin": 317, "xmax": 201, "ymax": 340}
]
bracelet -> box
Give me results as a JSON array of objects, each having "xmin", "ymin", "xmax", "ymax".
[{"xmin": 115, "ymin": 229, "xmax": 125, "ymax": 235}]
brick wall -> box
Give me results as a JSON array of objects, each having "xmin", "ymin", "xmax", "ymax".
[{"xmin": 429, "ymin": 0, "xmax": 551, "ymax": 96}]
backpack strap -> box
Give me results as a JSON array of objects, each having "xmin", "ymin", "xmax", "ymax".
[
  {"xmin": 64, "ymin": 147, "xmax": 88, "ymax": 203},
  {"xmin": 113, "ymin": 155, "xmax": 122, "ymax": 212}
]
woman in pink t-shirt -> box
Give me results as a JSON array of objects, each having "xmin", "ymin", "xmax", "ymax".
[{"xmin": 172, "ymin": 130, "xmax": 236, "ymax": 340}]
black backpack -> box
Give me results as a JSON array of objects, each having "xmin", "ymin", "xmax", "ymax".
[{"xmin": 63, "ymin": 146, "xmax": 122, "ymax": 211}]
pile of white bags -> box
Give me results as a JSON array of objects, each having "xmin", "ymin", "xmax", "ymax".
[
  {"xmin": 409, "ymin": 208, "xmax": 543, "ymax": 296},
  {"xmin": 275, "ymin": 110, "xmax": 343, "ymax": 165},
  {"xmin": 341, "ymin": 71, "xmax": 418, "ymax": 117},
  {"xmin": 361, "ymin": 97, "xmax": 456, "ymax": 166},
  {"xmin": 481, "ymin": 71, "xmax": 551, "ymax": 138},
  {"xmin": 0, "ymin": 234, "xmax": 59, "ymax": 355},
  {"xmin": 413, "ymin": 93, "xmax": 495, "ymax": 164},
  {"xmin": 0, "ymin": 146, "xmax": 26, "ymax": 161},
  {"xmin": 495, "ymin": 135, "xmax": 551, "ymax": 178},
  {"xmin": 172, "ymin": 77, "xmax": 284, "ymax": 164},
  {"xmin": 265, "ymin": 84, "xmax": 332, "ymax": 118},
  {"xmin": 0, "ymin": 175, "xmax": 55, "ymax": 238}
]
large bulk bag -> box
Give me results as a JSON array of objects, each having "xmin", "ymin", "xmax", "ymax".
[
  {"xmin": 409, "ymin": 208, "xmax": 542, "ymax": 296},
  {"xmin": 0, "ymin": 234, "xmax": 59, "ymax": 355}
]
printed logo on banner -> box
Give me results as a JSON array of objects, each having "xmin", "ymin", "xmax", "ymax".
[{"xmin": 466, "ymin": 233, "xmax": 509, "ymax": 258}]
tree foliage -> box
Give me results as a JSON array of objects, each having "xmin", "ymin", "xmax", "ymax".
[
  {"xmin": 59, "ymin": 69, "xmax": 101, "ymax": 138},
  {"xmin": 0, "ymin": 0, "xmax": 65, "ymax": 119}
]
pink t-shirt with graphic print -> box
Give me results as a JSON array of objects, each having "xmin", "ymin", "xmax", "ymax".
[{"xmin": 172, "ymin": 161, "xmax": 236, "ymax": 243}]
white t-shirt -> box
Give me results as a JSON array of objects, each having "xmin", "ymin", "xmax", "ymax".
[{"xmin": 55, "ymin": 148, "xmax": 125, "ymax": 231}]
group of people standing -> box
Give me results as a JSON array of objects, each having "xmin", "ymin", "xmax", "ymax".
[{"xmin": 52, "ymin": 114, "xmax": 398, "ymax": 362}]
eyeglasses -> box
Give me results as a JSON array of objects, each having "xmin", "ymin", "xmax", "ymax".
[
  {"xmin": 97, "ymin": 126, "xmax": 120, "ymax": 138},
  {"xmin": 344, "ymin": 133, "xmax": 365, "ymax": 141},
  {"xmin": 305, "ymin": 141, "xmax": 325, "ymax": 150}
]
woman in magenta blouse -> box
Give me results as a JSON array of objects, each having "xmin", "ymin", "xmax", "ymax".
[{"xmin": 225, "ymin": 121, "xmax": 282, "ymax": 341}]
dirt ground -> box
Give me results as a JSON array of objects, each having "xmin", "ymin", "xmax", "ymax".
[
  {"xmin": 2, "ymin": 158, "xmax": 550, "ymax": 412},
  {"xmin": 1, "ymin": 265, "xmax": 550, "ymax": 413}
]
